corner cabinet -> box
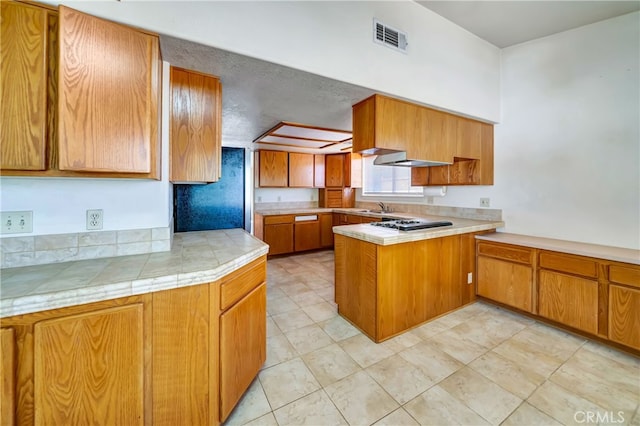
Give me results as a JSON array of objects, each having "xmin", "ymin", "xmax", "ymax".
[
  {"xmin": 476, "ymin": 236, "xmax": 640, "ymax": 353},
  {"xmin": 0, "ymin": 256, "xmax": 267, "ymax": 425},
  {"xmin": 170, "ymin": 67, "xmax": 222, "ymax": 183}
]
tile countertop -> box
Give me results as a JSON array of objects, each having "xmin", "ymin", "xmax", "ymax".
[
  {"xmin": 0, "ymin": 229, "xmax": 269, "ymax": 318},
  {"xmin": 476, "ymin": 232, "xmax": 640, "ymax": 266},
  {"xmin": 333, "ymin": 216, "xmax": 505, "ymax": 246}
]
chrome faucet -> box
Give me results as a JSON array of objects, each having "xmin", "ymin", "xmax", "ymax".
[{"xmin": 378, "ymin": 202, "xmax": 391, "ymax": 213}]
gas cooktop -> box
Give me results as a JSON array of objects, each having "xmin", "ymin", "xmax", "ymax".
[{"xmin": 369, "ymin": 219, "xmax": 453, "ymax": 231}]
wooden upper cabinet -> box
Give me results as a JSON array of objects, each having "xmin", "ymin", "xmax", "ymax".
[
  {"xmin": 288, "ymin": 152, "xmax": 314, "ymax": 187},
  {"xmin": 352, "ymin": 94, "xmax": 455, "ymax": 164},
  {"xmin": 314, "ymin": 154, "xmax": 325, "ymax": 188},
  {"xmin": 346, "ymin": 153, "xmax": 362, "ymax": 188},
  {"xmin": 325, "ymin": 153, "xmax": 345, "ymax": 187},
  {"xmin": 170, "ymin": 66, "xmax": 222, "ymax": 183},
  {"xmin": 257, "ymin": 150, "xmax": 288, "ymax": 187},
  {"xmin": 58, "ymin": 6, "xmax": 160, "ymax": 176},
  {"xmin": 0, "ymin": 1, "xmax": 51, "ymax": 170},
  {"xmin": 456, "ymin": 118, "xmax": 482, "ymax": 160}
]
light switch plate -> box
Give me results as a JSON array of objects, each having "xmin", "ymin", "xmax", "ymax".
[{"xmin": 1, "ymin": 211, "xmax": 33, "ymax": 234}]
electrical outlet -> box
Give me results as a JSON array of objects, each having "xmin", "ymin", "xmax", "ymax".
[
  {"xmin": 480, "ymin": 198, "xmax": 490, "ymax": 207},
  {"xmin": 1, "ymin": 211, "xmax": 33, "ymax": 234},
  {"xmin": 426, "ymin": 196, "xmax": 434, "ymax": 204},
  {"xmin": 467, "ymin": 272, "xmax": 473, "ymax": 284},
  {"xmin": 277, "ymin": 196, "xmax": 281, "ymax": 202},
  {"xmin": 86, "ymin": 209, "xmax": 103, "ymax": 230},
  {"xmin": 257, "ymin": 196, "xmax": 262, "ymax": 202}
]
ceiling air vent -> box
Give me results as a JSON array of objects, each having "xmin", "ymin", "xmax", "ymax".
[{"xmin": 374, "ymin": 19, "xmax": 408, "ymax": 53}]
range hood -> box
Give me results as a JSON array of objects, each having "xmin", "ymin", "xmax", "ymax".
[{"xmin": 373, "ymin": 151, "xmax": 452, "ymax": 167}]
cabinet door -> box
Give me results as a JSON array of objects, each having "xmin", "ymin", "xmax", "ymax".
[
  {"xmin": 288, "ymin": 153, "xmax": 314, "ymax": 187},
  {"xmin": 1, "ymin": 2, "xmax": 49, "ymax": 170},
  {"xmin": 314, "ymin": 154, "xmax": 325, "ymax": 188},
  {"xmin": 411, "ymin": 168, "xmax": 429, "ymax": 186},
  {"xmin": 609, "ymin": 285, "xmax": 640, "ymax": 350},
  {"xmin": 152, "ymin": 285, "xmax": 210, "ymax": 425},
  {"xmin": 538, "ymin": 270, "xmax": 598, "ymax": 334},
  {"xmin": 58, "ymin": 6, "xmax": 160, "ymax": 174},
  {"xmin": 319, "ymin": 214, "xmax": 334, "ymax": 247},
  {"xmin": 258, "ymin": 151, "xmax": 288, "ymax": 187},
  {"xmin": 264, "ymin": 223, "xmax": 293, "ymax": 255},
  {"xmin": 456, "ymin": 118, "xmax": 482, "ymax": 160},
  {"xmin": 294, "ymin": 220, "xmax": 320, "ymax": 252},
  {"xmin": 170, "ymin": 67, "xmax": 221, "ymax": 182},
  {"xmin": 477, "ymin": 256, "xmax": 533, "ymax": 312},
  {"xmin": 34, "ymin": 304, "xmax": 145, "ymax": 425},
  {"xmin": 428, "ymin": 165, "xmax": 450, "ymax": 185},
  {"xmin": 1, "ymin": 328, "xmax": 15, "ymax": 426},
  {"xmin": 220, "ymin": 283, "xmax": 266, "ymax": 422},
  {"xmin": 325, "ymin": 154, "xmax": 344, "ymax": 187}
]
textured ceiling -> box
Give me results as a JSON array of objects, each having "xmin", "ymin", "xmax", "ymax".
[{"xmin": 160, "ymin": 35, "xmax": 375, "ymax": 153}]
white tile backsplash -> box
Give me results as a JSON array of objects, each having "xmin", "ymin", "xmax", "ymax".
[{"xmin": 1, "ymin": 226, "xmax": 171, "ymax": 269}]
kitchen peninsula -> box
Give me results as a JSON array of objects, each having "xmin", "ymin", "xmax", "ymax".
[
  {"xmin": 0, "ymin": 229, "xmax": 268, "ymax": 425},
  {"xmin": 333, "ymin": 216, "xmax": 504, "ymax": 342}
]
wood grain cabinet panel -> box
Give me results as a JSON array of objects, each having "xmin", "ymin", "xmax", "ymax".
[
  {"xmin": 152, "ymin": 286, "xmax": 210, "ymax": 425},
  {"xmin": 456, "ymin": 118, "xmax": 482, "ymax": 160},
  {"xmin": 264, "ymin": 223, "xmax": 294, "ymax": 255},
  {"xmin": 608, "ymin": 284, "xmax": 640, "ymax": 350},
  {"xmin": 609, "ymin": 265, "xmax": 640, "ymax": 290},
  {"xmin": 538, "ymin": 270, "xmax": 598, "ymax": 334},
  {"xmin": 220, "ymin": 258, "xmax": 266, "ymax": 310},
  {"xmin": 0, "ymin": 1, "xmax": 49, "ymax": 171},
  {"xmin": 477, "ymin": 242, "xmax": 533, "ymax": 264},
  {"xmin": 220, "ymin": 283, "xmax": 266, "ymax": 421},
  {"xmin": 58, "ymin": 6, "xmax": 160, "ymax": 175},
  {"xmin": 539, "ymin": 251, "xmax": 597, "ymax": 278},
  {"xmin": 325, "ymin": 154, "xmax": 345, "ymax": 188},
  {"xmin": 1, "ymin": 328, "xmax": 15, "ymax": 426},
  {"xmin": 170, "ymin": 66, "xmax": 221, "ymax": 182},
  {"xmin": 257, "ymin": 150, "xmax": 288, "ymax": 187},
  {"xmin": 314, "ymin": 154, "xmax": 325, "ymax": 188},
  {"xmin": 288, "ymin": 153, "xmax": 314, "ymax": 187},
  {"xmin": 34, "ymin": 304, "xmax": 146, "ymax": 425},
  {"xmin": 294, "ymin": 220, "xmax": 320, "ymax": 252},
  {"xmin": 477, "ymin": 256, "xmax": 533, "ymax": 312},
  {"xmin": 319, "ymin": 213, "xmax": 334, "ymax": 248}
]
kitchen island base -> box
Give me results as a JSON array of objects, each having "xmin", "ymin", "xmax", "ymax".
[{"xmin": 334, "ymin": 234, "xmax": 479, "ymax": 342}]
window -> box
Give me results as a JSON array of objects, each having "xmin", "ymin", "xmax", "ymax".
[{"xmin": 362, "ymin": 156, "xmax": 423, "ymax": 196}]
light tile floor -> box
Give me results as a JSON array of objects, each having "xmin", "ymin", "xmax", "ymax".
[{"xmin": 224, "ymin": 250, "xmax": 640, "ymax": 426}]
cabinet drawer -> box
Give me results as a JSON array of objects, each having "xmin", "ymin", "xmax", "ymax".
[
  {"xmin": 539, "ymin": 251, "xmax": 597, "ymax": 279},
  {"xmin": 220, "ymin": 258, "xmax": 266, "ymax": 311},
  {"xmin": 609, "ymin": 264, "xmax": 640, "ymax": 289},
  {"xmin": 264, "ymin": 215, "xmax": 294, "ymax": 225},
  {"xmin": 477, "ymin": 242, "xmax": 533, "ymax": 265}
]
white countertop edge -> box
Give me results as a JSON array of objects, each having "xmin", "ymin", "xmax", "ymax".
[
  {"xmin": 476, "ymin": 232, "xmax": 640, "ymax": 266},
  {"xmin": 333, "ymin": 222, "xmax": 504, "ymax": 245},
  {"xmin": 1, "ymin": 246, "xmax": 270, "ymax": 318}
]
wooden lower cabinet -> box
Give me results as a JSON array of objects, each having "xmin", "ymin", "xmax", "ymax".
[
  {"xmin": 319, "ymin": 213, "xmax": 334, "ymax": 248},
  {"xmin": 476, "ymin": 241, "xmax": 534, "ymax": 312},
  {"xmin": 335, "ymin": 234, "xmax": 465, "ymax": 342},
  {"xmin": 294, "ymin": 220, "xmax": 320, "ymax": 252},
  {"xmin": 477, "ymin": 237, "xmax": 640, "ymax": 353},
  {"xmin": 220, "ymin": 283, "xmax": 266, "ymax": 420},
  {"xmin": 263, "ymin": 219, "xmax": 294, "ymax": 255},
  {"xmin": 0, "ymin": 256, "xmax": 267, "ymax": 425},
  {"xmin": 608, "ymin": 284, "xmax": 640, "ymax": 350},
  {"xmin": 34, "ymin": 304, "xmax": 147, "ymax": 425},
  {"xmin": 1, "ymin": 327, "xmax": 15, "ymax": 426},
  {"xmin": 477, "ymin": 257, "xmax": 533, "ymax": 312},
  {"xmin": 538, "ymin": 270, "xmax": 598, "ymax": 334}
]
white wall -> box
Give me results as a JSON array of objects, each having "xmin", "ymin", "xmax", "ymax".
[
  {"xmin": 0, "ymin": 62, "xmax": 173, "ymax": 236},
  {"xmin": 435, "ymin": 12, "xmax": 640, "ymax": 249}
]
